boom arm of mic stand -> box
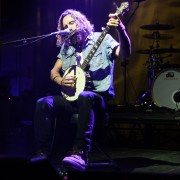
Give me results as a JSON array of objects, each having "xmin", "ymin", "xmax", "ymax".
[{"xmin": 0, "ymin": 32, "xmax": 58, "ymax": 48}]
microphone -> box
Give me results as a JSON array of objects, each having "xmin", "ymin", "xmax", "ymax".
[{"xmin": 51, "ymin": 29, "xmax": 70, "ymax": 35}]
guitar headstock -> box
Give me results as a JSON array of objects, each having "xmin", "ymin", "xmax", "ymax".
[{"xmin": 115, "ymin": 2, "xmax": 129, "ymax": 16}]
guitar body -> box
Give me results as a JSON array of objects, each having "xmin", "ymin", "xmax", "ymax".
[{"xmin": 61, "ymin": 65, "xmax": 86, "ymax": 101}]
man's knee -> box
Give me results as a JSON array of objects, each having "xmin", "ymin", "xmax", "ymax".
[
  {"xmin": 78, "ymin": 91, "xmax": 93, "ymax": 104},
  {"xmin": 36, "ymin": 96, "xmax": 53, "ymax": 110}
]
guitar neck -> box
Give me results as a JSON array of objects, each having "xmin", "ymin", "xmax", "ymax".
[
  {"xmin": 81, "ymin": 26, "xmax": 110, "ymax": 70},
  {"xmin": 80, "ymin": 2, "xmax": 129, "ymax": 71}
]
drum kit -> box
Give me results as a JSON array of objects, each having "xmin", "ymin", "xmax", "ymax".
[{"xmin": 136, "ymin": 23, "xmax": 180, "ymax": 110}]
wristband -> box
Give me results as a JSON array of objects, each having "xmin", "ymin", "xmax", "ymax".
[{"xmin": 53, "ymin": 75, "xmax": 60, "ymax": 81}]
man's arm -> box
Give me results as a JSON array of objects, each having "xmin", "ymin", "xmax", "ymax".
[
  {"xmin": 50, "ymin": 59, "xmax": 76, "ymax": 87},
  {"xmin": 107, "ymin": 13, "xmax": 131, "ymax": 58},
  {"xmin": 50, "ymin": 59, "xmax": 63, "ymax": 85}
]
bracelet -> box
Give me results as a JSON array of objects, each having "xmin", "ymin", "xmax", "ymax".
[
  {"xmin": 53, "ymin": 75, "xmax": 60, "ymax": 81},
  {"xmin": 53, "ymin": 75, "xmax": 63, "ymax": 85}
]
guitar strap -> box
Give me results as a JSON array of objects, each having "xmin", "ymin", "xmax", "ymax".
[{"xmin": 75, "ymin": 52, "xmax": 83, "ymax": 66}]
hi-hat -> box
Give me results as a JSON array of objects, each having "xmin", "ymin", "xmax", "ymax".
[
  {"xmin": 143, "ymin": 33, "xmax": 173, "ymax": 40},
  {"xmin": 140, "ymin": 23, "xmax": 175, "ymax": 30},
  {"xmin": 136, "ymin": 48, "xmax": 180, "ymax": 54}
]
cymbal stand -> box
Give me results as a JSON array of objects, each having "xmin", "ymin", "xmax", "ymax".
[
  {"xmin": 136, "ymin": 35, "xmax": 159, "ymax": 106},
  {"xmin": 135, "ymin": 50, "xmax": 156, "ymax": 107},
  {"xmin": 147, "ymin": 51, "xmax": 156, "ymax": 99},
  {"xmin": 147, "ymin": 31, "xmax": 163, "ymax": 98}
]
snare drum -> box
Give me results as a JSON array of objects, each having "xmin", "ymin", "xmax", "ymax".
[{"xmin": 152, "ymin": 68, "xmax": 180, "ymax": 110}]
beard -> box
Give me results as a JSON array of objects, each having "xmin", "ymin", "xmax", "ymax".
[
  {"xmin": 65, "ymin": 29, "xmax": 87, "ymax": 47},
  {"xmin": 70, "ymin": 33, "xmax": 82, "ymax": 45}
]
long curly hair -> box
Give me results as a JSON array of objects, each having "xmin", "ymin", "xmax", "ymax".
[{"xmin": 56, "ymin": 9, "xmax": 94, "ymax": 47}]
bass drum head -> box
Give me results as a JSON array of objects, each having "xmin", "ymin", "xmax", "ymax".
[{"xmin": 152, "ymin": 68, "xmax": 180, "ymax": 110}]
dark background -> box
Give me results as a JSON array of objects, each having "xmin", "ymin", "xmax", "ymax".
[{"xmin": 0, "ymin": 0, "xmax": 180, "ymax": 123}]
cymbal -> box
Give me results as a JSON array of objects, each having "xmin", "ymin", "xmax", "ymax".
[
  {"xmin": 127, "ymin": 0, "xmax": 146, "ymax": 2},
  {"xmin": 155, "ymin": 48, "xmax": 180, "ymax": 53},
  {"xmin": 121, "ymin": 0, "xmax": 145, "ymax": 2},
  {"xmin": 140, "ymin": 23, "xmax": 175, "ymax": 30},
  {"xmin": 143, "ymin": 33, "xmax": 173, "ymax": 40},
  {"xmin": 136, "ymin": 48, "xmax": 180, "ymax": 54}
]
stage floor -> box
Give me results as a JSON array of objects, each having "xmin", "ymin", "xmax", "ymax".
[{"xmin": 0, "ymin": 105, "xmax": 180, "ymax": 179}]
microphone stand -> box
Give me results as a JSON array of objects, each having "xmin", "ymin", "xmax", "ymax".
[
  {"xmin": 0, "ymin": 32, "xmax": 57, "ymax": 47},
  {"xmin": 0, "ymin": 29, "xmax": 76, "ymax": 47}
]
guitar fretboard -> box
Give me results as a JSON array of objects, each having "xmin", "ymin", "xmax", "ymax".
[{"xmin": 81, "ymin": 26, "xmax": 110, "ymax": 70}]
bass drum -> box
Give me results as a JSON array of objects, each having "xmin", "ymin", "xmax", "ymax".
[{"xmin": 152, "ymin": 68, "xmax": 180, "ymax": 110}]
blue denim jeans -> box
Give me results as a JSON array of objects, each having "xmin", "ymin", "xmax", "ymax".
[{"xmin": 33, "ymin": 91, "xmax": 107, "ymax": 155}]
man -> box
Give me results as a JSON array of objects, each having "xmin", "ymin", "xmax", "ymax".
[{"xmin": 33, "ymin": 8, "xmax": 131, "ymax": 171}]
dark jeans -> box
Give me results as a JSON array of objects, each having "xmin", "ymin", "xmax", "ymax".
[{"xmin": 33, "ymin": 91, "xmax": 107, "ymax": 155}]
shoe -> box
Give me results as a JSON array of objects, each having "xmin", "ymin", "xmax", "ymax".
[{"xmin": 62, "ymin": 154, "xmax": 86, "ymax": 171}]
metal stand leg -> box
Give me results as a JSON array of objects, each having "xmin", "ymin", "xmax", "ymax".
[
  {"xmin": 87, "ymin": 140, "xmax": 120, "ymax": 170},
  {"xmin": 135, "ymin": 52, "xmax": 156, "ymax": 108}
]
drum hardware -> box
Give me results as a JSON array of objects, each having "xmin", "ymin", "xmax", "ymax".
[
  {"xmin": 118, "ymin": 0, "xmax": 146, "ymax": 3},
  {"xmin": 136, "ymin": 68, "xmax": 180, "ymax": 111},
  {"xmin": 152, "ymin": 48, "xmax": 180, "ymax": 54},
  {"xmin": 136, "ymin": 23, "xmax": 177, "ymax": 107},
  {"xmin": 136, "ymin": 45, "xmax": 180, "ymax": 101},
  {"xmin": 140, "ymin": 23, "xmax": 175, "ymax": 30},
  {"xmin": 136, "ymin": 47, "xmax": 180, "ymax": 54},
  {"xmin": 137, "ymin": 30, "xmax": 177, "ymax": 54},
  {"xmin": 143, "ymin": 32, "xmax": 173, "ymax": 40},
  {"xmin": 152, "ymin": 69, "xmax": 180, "ymax": 110},
  {"xmin": 161, "ymin": 62, "xmax": 180, "ymax": 69},
  {"xmin": 174, "ymin": 90, "xmax": 180, "ymax": 103},
  {"xmin": 135, "ymin": 49, "xmax": 158, "ymax": 107}
]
